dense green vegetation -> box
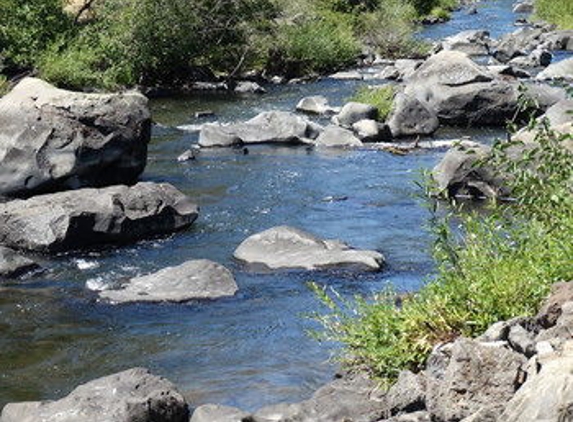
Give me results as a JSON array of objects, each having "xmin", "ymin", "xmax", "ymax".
[
  {"xmin": 311, "ymin": 119, "xmax": 573, "ymax": 383},
  {"xmin": 351, "ymin": 85, "xmax": 395, "ymax": 121},
  {"xmin": 535, "ymin": 0, "xmax": 573, "ymax": 29},
  {"xmin": 0, "ymin": 0, "xmax": 456, "ymax": 90}
]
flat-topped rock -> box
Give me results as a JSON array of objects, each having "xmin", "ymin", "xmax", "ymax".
[
  {"xmin": 233, "ymin": 226, "xmax": 384, "ymax": 271},
  {"xmin": 0, "ymin": 182, "xmax": 198, "ymax": 252},
  {"xmin": 0, "ymin": 246, "xmax": 40, "ymax": 278},
  {"xmin": 0, "ymin": 367, "xmax": 188, "ymax": 422},
  {"xmin": 99, "ymin": 259, "xmax": 238, "ymax": 304},
  {"xmin": 199, "ymin": 111, "xmax": 320, "ymax": 147},
  {"xmin": 0, "ymin": 77, "xmax": 150, "ymax": 198}
]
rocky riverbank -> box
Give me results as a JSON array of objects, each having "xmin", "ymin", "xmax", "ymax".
[{"xmin": 2, "ymin": 281, "xmax": 573, "ymax": 422}]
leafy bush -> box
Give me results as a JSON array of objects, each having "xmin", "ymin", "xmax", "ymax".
[
  {"xmin": 351, "ymin": 85, "xmax": 395, "ymax": 121},
  {"xmin": 0, "ymin": 0, "xmax": 73, "ymax": 73},
  {"xmin": 269, "ymin": 12, "xmax": 360, "ymax": 77},
  {"xmin": 311, "ymin": 118, "xmax": 573, "ymax": 382},
  {"xmin": 357, "ymin": 1, "xmax": 429, "ymax": 58},
  {"xmin": 535, "ymin": 0, "xmax": 573, "ymax": 29}
]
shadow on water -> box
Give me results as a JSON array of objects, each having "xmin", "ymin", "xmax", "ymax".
[{"xmin": 0, "ymin": 0, "xmax": 524, "ymax": 412}]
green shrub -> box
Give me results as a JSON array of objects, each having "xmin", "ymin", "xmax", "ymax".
[
  {"xmin": 269, "ymin": 12, "xmax": 360, "ymax": 77},
  {"xmin": 357, "ymin": 1, "xmax": 430, "ymax": 58},
  {"xmin": 40, "ymin": 0, "xmax": 277, "ymax": 89},
  {"xmin": 311, "ymin": 120, "xmax": 573, "ymax": 382},
  {"xmin": 428, "ymin": 6, "xmax": 451, "ymax": 21},
  {"xmin": 0, "ymin": 0, "xmax": 73, "ymax": 73},
  {"xmin": 351, "ymin": 85, "xmax": 395, "ymax": 121},
  {"xmin": 535, "ymin": 0, "xmax": 573, "ymax": 29}
]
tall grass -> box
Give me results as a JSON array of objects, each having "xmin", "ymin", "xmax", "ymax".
[
  {"xmin": 351, "ymin": 85, "xmax": 395, "ymax": 121},
  {"xmin": 311, "ymin": 117, "xmax": 573, "ymax": 383},
  {"xmin": 535, "ymin": 0, "xmax": 573, "ymax": 29}
]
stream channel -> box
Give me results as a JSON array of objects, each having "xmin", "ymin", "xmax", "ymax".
[{"xmin": 0, "ymin": 0, "xmax": 551, "ymax": 411}]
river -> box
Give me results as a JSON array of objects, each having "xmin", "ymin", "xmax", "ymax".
[{"xmin": 0, "ymin": 0, "xmax": 538, "ymax": 411}]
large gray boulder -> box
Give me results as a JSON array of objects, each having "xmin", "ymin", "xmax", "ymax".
[
  {"xmin": 404, "ymin": 51, "xmax": 520, "ymax": 126},
  {"xmin": 536, "ymin": 57, "xmax": 573, "ymax": 81},
  {"xmin": 234, "ymin": 226, "xmax": 384, "ymax": 271},
  {"xmin": 0, "ymin": 182, "xmax": 198, "ymax": 252},
  {"xmin": 0, "ymin": 367, "xmax": 189, "ymax": 422},
  {"xmin": 387, "ymin": 93, "xmax": 440, "ymax": 138},
  {"xmin": 0, "ymin": 78, "xmax": 150, "ymax": 198},
  {"xmin": 99, "ymin": 259, "xmax": 238, "ymax": 304},
  {"xmin": 198, "ymin": 111, "xmax": 320, "ymax": 147},
  {"xmin": 499, "ymin": 341, "xmax": 573, "ymax": 422},
  {"xmin": 0, "ymin": 246, "xmax": 40, "ymax": 278},
  {"xmin": 426, "ymin": 338, "xmax": 527, "ymax": 421},
  {"xmin": 313, "ymin": 126, "xmax": 363, "ymax": 148}
]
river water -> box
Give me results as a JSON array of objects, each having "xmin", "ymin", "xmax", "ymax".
[{"xmin": 0, "ymin": 0, "xmax": 538, "ymax": 411}]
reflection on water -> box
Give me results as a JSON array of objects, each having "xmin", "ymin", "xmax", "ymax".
[{"xmin": 0, "ymin": 2, "xmax": 520, "ymax": 412}]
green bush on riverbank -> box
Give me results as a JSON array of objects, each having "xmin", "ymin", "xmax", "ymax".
[
  {"xmin": 535, "ymin": 0, "xmax": 573, "ymax": 29},
  {"xmin": 311, "ymin": 122, "xmax": 573, "ymax": 382},
  {"xmin": 0, "ymin": 0, "xmax": 456, "ymax": 90}
]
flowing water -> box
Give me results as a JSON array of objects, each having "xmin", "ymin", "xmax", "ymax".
[{"xmin": 0, "ymin": 0, "xmax": 547, "ymax": 411}]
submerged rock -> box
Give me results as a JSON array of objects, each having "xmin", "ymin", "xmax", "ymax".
[
  {"xmin": 0, "ymin": 182, "xmax": 198, "ymax": 252},
  {"xmin": 0, "ymin": 367, "xmax": 188, "ymax": 422},
  {"xmin": 190, "ymin": 404, "xmax": 249, "ymax": 422},
  {"xmin": 100, "ymin": 259, "xmax": 238, "ymax": 304},
  {"xmin": 0, "ymin": 77, "xmax": 150, "ymax": 198},
  {"xmin": 0, "ymin": 246, "xmax": 40, "ymax": 278},
  {"xmin": 234, "ymin": 226, "xmax": 384, "ymax": 271},
  {"xmin": 199, "ymin": 111, "xmax": 320, "ymax": 147}
]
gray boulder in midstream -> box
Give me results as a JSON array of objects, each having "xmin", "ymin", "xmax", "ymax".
[
  {"xmin": 233, "ymin": 226, "xmax": 384, "ymax": 271},
  {"xmin": 536, "ymin": 57, "xmax": 573, "ymax": 82},
  {"xmin": 0, "ymin": 367, "xmax": 189, "ymax": 422},
  {"xmin": 404, "ymin": 50, "xmax": 520, "ymax": 126},
  {"xmin": 0, "ymin": 182, "xmax": 198, "ymax": 252},
  {"xmin": 198, "ymin": 111, "xmax": 321, "ymax": 147},
  {"xmin": 387, "ymin": 93, "xmax": 440, "ymax": 138},
  {"xmin": 0, "ymin": 246, "xmax": 40, "ymax": 278},
  {"xmin": 0, "ymin": 78, "xmax": 151, "ymax": 198},
  {"xmin": 100, "ymin": 259, "xmax": 238, "ymax": 303}
]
